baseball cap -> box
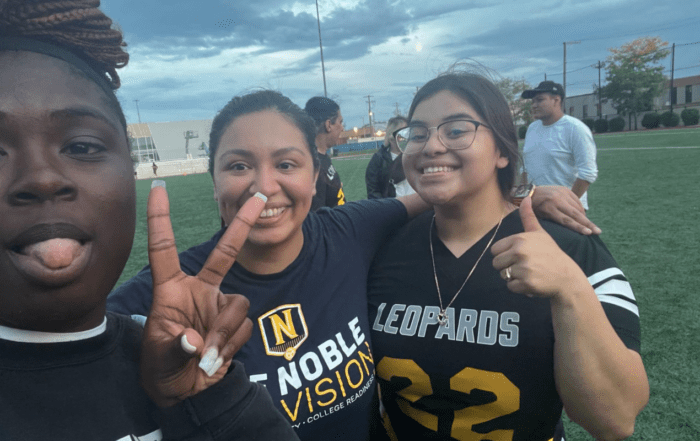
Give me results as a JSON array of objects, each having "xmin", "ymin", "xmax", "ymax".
[{"xmin": 521, "ymin": 81, "xmax": 564, "ymax": 99}]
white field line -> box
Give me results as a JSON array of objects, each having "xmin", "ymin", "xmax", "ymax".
[
  {"xmin": 334, "ymin": 146, "xmax": 700, "ymax": 158},
  {"xmin": 596, "ymin": 129, "xmax": 700, "ymax": 140},
  {"xmin": 334, "ymin": 154, "xmax": 374, "ymax": 160},
  {"xmin": 598, "ymin": 146, "xmax": 700, "ymax": 151}
]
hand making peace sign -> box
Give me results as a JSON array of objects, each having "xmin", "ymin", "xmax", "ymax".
[{"xmin": 140, "ymin": 182, "xmax": 266, "ymax": 408}]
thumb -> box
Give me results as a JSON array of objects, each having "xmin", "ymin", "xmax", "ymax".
[{"xmin": 520, "ymin": 196, "xmax": 543, "ymax": 232}]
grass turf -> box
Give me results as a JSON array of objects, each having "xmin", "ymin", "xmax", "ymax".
[{"xmin": 116, "ymin": 127, "xmax": 700, "ymax": 439}]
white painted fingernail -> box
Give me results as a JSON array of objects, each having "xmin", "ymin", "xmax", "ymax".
[
  {"xmin": 253, "ymin": 192, "xmax": 267, "ymax": 203},
  {"xmin": 151, "ymin": 180, "xmax": 166, "ymax": 189},
  {"xmin": 207, "ymin": 356, "xmax": 225, "ymax": 377},
  {"xmin": 198, "ymin": 347, "xmax": 219, "ymax": 375},
  {"xmin": 181, "ymin": 335, "xmax": 197, "ymax": 354}
]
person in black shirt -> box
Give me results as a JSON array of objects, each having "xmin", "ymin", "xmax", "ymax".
[
  {"xmin": 365, "ymin": 116, "xmax": 412, "ymax": 199},
  {"xmin": 304, "ymin": 96, "xmax": 346, "ymax": 210},
  {"xmin": 0, "ymin": 2, "xmax": 296, "ymax": 440},
  {"xmin": 367, "ymin": 69, "xmax": 649, "ymax": 441},
  {"xmin": 108, "ymin": 90, "xmax": 606, "ymax": 441}
]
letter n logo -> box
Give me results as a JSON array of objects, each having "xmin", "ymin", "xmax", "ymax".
[{"xmin": 258, "ymin": 304, "xmax": 308, "ymax": 361}]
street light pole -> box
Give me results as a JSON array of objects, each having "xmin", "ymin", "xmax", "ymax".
[
  {"xmin": 134, "ymin": 99, "xmax": 142, "ymax": 124},
  {"xmin": 563, "ymin": 41, "xmax": 580, "ymax": 111},
  {"xmin": 366, "ymin": 95, "xmax": 374, "ymax": 136},
  {"xmin": 315, "ymin": 0, "xmax": 328, "ymax": 97}
]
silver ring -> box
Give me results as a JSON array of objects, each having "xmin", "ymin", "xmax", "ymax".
[{"xmin": 504, "ymin": 266, "xmax": 512, "ymax": 282}]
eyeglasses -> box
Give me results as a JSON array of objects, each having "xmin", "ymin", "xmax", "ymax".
[{"xmin": 393, "ymin": 119, "xmax": 490, "ymax": 155}]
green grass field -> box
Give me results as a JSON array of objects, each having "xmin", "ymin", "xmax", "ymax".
[{"xmin": 116, "ymin": 127, "xmax": 700, "ymax": 440}]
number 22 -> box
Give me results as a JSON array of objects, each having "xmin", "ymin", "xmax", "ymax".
[{"xmin": 377, "ymin": 357, "xmax": 520, "ymax": 441}]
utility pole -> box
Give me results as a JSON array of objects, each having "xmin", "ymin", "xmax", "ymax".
[
  {"xmin": 395, "ymin": 102, "xmax": 400, "ymax": 116},
  {"xmin": 669, "ymin": 42, "xmax": 675, "ymax": 112},
  {"xmin": 366, "ymin": 95, "xmax": 374, "ymax": 136},
  {"xmin": 563, "ymin": 41, "xmax": 580, "ymax": 111},
  {"xmin": 134, "ymin": 99, "xmax": 142, "ymax": 124},
  {"xmin": 593, "ymin": 61, "xmax": 605, "ymax": 117},
  {"xmin": 315, "ymin": 0, "xmax": 327, "ymax": 97},
  {"xmin": 544, "ymin": 73, "xmax": 547, "ymax": 81}
]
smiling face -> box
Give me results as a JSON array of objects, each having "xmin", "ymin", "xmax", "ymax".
[
  {"xmin": 402, "ymin": 90, "xmax": 508, "ymax": 207},
  {"xmin": 212, "ymin": 110, "xmax": 318, "ymax": 256},
  {"xmin": 0, "ymin": 52, "xmax": 136, "ymax": 332}
]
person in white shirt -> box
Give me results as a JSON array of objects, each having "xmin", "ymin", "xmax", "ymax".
[{"xmin": 521, "ymin": 81, "xmax": 598, "ymax": 210}]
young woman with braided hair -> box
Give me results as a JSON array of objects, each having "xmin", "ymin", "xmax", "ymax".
[{"xmin": 0, "ymin": 1, "xmax": 297, "ymax": 440}]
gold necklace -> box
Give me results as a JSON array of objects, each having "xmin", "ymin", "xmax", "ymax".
[{"xmin": 429, "ymin": 214, "xmax": 504, "ymax": 326}]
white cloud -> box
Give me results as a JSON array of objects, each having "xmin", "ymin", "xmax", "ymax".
[{"xmin": 108, "ymin": 0, "xmax": 700, "ymax": 127}]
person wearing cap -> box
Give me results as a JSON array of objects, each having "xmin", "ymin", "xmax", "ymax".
[{"xmin": 521, "ymin": 81, "xmax": 598, "ymax": 210}]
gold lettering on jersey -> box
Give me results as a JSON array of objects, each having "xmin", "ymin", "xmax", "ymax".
[
  {"xmin": 258, "ymin": 304, "xmax": 308, "ymax": 361},
  {"xmin": 337, "ymin": 187, "xmax": 346, "ymax": 205},
  {"xmin": 270, "ymin": 309, "xmax": 298, "ymax": 345},
  {"xmin": 280, "ymin": 391, "xmax": 303, "ymax": 421},
  {"xmin": 377, "ymin": 358, "xmax": 521, "ymax": 440},
  {"xmin": 262, "ymin": 318, "xmax": 375, "ymax": 424}
]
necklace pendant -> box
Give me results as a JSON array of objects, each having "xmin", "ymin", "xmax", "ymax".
[
  {"xmin": 437, "ymin": 310, "xmax": 447, "ymax": 326},
  {"xmin": 430, "ymin": 214, "xmax": 504, "ymax": 330}
]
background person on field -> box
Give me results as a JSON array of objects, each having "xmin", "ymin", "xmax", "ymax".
[
  {"xmin": 367, "ymin": 69, "xmax": 647, "ymax": 441},
  {"xmin": 152, "ymin": 161, "xmax": 158, "ymax": 176},
  {"xmin": 520, "ymin": 81, "xmax": 598, "ymax": 210},
  {"xmin": 365, "ymin": 116, "xmax": 415, "ymax": 199},
  {"xmin": 304, "ymin": 96, "xmax": 346, "ymax": 210},
  {"xmin": 0, "ymin": 1, "xmax": 296, "ymax": 440}
]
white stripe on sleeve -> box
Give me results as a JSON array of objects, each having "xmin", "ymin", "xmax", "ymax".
[
  {"xmin": 594, "ymin": 279, "xmax": 635, "ymax": 302},
  {"xmin": 588, "ymin": 267, "xmax": 625, "ymax": 286},
  {"xmin": 597, "ymin": 294, "xmax": 639, "ymax": 316}
]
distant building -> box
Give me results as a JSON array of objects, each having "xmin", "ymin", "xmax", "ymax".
[
  {"xmin": 565, "ymin": 74, "xmax": 700, "ymax": 128},
  {"xmin": 564, "ymin": 93, "xmax": 617, "ymax": 120},
  {"xmin": 663, "ymin": 75, "xmax": 700, "ymax": 110},
  {"xmin": 339, "ymin": 124, "xmax": 387, "ymax": 144},
  {"xmin": 128, "ymin": 120, "xmax": 213, "ymax": 162}
]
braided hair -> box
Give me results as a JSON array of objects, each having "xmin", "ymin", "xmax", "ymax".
[{"xmin": 0, "ymin": 0, "xmax": 128, "ymax": 89}]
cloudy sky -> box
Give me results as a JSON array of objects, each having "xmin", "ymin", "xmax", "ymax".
[{"xmin": 102, "ymin": 0, "xmax": 700, "ymax": 129}]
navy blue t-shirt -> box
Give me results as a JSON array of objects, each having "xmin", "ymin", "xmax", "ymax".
[{"xmin": 108, "ymin": 199, "xmax": 407, "ymax": 440}]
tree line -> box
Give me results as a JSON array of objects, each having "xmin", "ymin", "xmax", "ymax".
[{"xmin": 497, "ymin": 36, "xmax": 697, "ymax": 132}]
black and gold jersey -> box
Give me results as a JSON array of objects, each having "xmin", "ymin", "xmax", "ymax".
[
  {"xmin": 368, "ymin": 210, "xmax": 640, "ymax": 441},
  {"xmin": 311, "ymin": 153, "xmax": 345, "ymax": 211}
]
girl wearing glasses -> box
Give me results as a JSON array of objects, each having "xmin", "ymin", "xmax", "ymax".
[
  {"xmin": 367, "ymin": 70, "xmax": 648, "ymax": 440},
  {"xmin": 109, "ymin": 85, "xmax": 599, "ymax": 439}
]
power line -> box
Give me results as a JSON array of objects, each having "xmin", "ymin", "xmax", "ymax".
[
  {"xmin": 666, "ymin": 64, "xmax": 700, "ymax": 72},
  {"xmin": 676, "ymin": 40, "xmax": 700, "ymax": 47},
  {"xmin": 577, "ymin": 17, "xmax": 700, "ymax": 43},
  {"xmin": 534, "ymin": 43, "xmax": 692, "ymax": 83},
  {"xmin": 567, "ymin": 64, "xmax": 594, "ymax": 74}
]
